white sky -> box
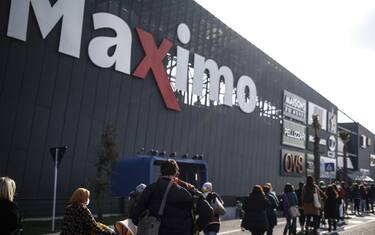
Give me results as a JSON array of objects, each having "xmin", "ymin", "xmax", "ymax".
[{"xmin": 195, "ymin": 0, "xmax": 375, "ymax": 133}]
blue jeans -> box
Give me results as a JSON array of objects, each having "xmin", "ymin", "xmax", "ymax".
[{"xmin": 204, "ymin": 232, "xmax": 217, "ymax": 235}]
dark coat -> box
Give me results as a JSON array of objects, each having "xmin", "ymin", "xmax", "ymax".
[
  {"xmin": 265, "ymin": 192, "xmax": 278, "ymax": 227},
  {"xmin": 0, "ymin": 200, "xmax": 21, "ymax": 235},
  {"xmin": 60, "ymin": 204, "xmax": 112, "ymax": 235},
  {"xmin": 324, "ymin": 197, "xmax": 339, "ymax": 219},
  {"xmin": 130, "ymin": 177, "xmax": 194, "ymax": 235},
  {"xmin": 241, "ymin": 193, "xmax": 270, "ymax": 232},
  {"xmin": 282, "ymin": 192, "xmax": 298, "ymax": 218},
  {"xmin": 203, "ymin": 192, "xmax": 223, "ymax": 233}
]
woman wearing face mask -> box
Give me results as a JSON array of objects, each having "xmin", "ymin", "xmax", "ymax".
[
  {"xmin": 61, "ymin": 188, "xmax": 115, "ymax": 235},
  {"xmin": 201, "ymin": 182, "xmax": 224, "ymax": 235}
]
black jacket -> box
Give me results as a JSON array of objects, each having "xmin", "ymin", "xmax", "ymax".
[
  {"xmin": 324, "ymin": 197, "xmax": 339, "ymax": 219},
  {"xmin": 241, "ymin": 193, "xmax": 270, "ymax": 232},
  {"xmin": 130, "ymin": 177, "xmax": 194, "ymax": 235},
  {"xmin": 0, "ymin": 200, "xmax": 22, "ymax": 235},
  {"xmin": 203, "ymin": 192, "xmax": 223, "ymax": 233}
]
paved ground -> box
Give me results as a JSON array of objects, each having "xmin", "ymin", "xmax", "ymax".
[
  {"xmin": 218, "ymin": 212, "xmax": 375, "ymax": 235},
  {"xmin": 43, "ymin": 213, "xmax": 375, "ymax": 235}
]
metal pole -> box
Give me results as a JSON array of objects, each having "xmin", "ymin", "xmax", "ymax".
[{"xmin": 52, "ymin": 148, "xmax": 58, "ymax": 232}]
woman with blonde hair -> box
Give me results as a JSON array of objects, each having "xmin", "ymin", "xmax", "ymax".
[
  {"xmin": 0, "ymin": 176, "xmax": 22, "ymax": 235},
  {"xmin": 61, "ymin": 188, "xmax": 115, "ymax": 235}
]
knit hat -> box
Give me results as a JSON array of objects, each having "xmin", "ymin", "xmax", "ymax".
[
  {"xmin": 136, "ymin": 183, "xmax": 146, "ymax": 193},
  {"xmin": 202, "ymin": 182, "xmax": 212, "ymax": 192}
]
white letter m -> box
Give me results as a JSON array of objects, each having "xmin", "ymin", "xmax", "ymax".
[{"xmin": 7, "ymin": 0, "xmax": 85, "ymax": 58}]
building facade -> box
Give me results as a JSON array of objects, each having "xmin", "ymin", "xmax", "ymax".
[
  {"xmin": 0, "ymin": 0, "xmax": 354, "ymax": 217},
  {"xmin": 338, "ymin": 123, "xmax": 375, "ymax": 181}
]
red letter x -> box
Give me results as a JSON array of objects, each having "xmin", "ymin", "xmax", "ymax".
[{"xmin": 133, "ymin": 28, "xmax": 181, "ymax": 112}]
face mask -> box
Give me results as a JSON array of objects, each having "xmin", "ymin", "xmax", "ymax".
[{"xmin": 86, "ymin": 198, "xmax": 90, "ymax": 206}]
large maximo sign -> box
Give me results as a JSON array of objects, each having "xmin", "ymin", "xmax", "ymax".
[{"xmin": 6, "ymin": 0, "xmax": 258, "ymax": 114}]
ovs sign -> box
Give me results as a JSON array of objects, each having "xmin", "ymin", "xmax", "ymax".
[
  {"xmin": 6, "ymin": 0, "xmax": 257, "ymax": 113},
  {"xmin": 281, "ymin": 149, "xmax": 305, "ymax": 176}
]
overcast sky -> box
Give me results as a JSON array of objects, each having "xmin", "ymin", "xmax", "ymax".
[{"xmin": 195, "ymin": 0, "xmax": 375, "ymax": 133}]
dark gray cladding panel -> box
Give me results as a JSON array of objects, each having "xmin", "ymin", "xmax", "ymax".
[{"xmin": 0, "ymin": 0, "xmax": 339, "ymax": 216}]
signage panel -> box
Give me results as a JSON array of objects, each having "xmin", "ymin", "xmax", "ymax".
[
  {"xmin": 328, "ymin": 110, "xmax": 337, "ymax": 134},
  {"xmin": 308, "ymin": 102, "xmax": 327, "ymax": 131},
  {"xmin": 282, "ymin": 119, "xmax": 306, "ymax": 149},
  {"xmin": 280, "ymin": 149, "xmax": 305, "ymax": 177},
  {"xmin": 307, "ymin": 128, "xmax": 329, "ymax": 153},
  {"xmin": 320, "ymin": 156, "xmax": 336, "ymax": 179},
  {"xmin": 306, "ymin": 154, "xmax": 315, "ymax": 176},
  {"xmin": 371, "ymin": 155, "xmax": 375, "ymax": 167},
  {"xmin": 283, "ymin": 90, "xmax": 307, "ymax": 123}
]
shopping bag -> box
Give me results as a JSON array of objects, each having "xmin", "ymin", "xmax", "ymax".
[{"xmin": 313, "ymin": 192, "xmax": 321, "ymax": 208}]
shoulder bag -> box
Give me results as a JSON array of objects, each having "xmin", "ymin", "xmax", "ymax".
[
  {"xmin": 284, "ymin": 194, "xmax": 300, "ymax": 218},
  {"xmin": 211, "ymin": 196, "xmax": 226, "ymax": 215},
  {"xmin": 137, "ymin": 180, "xmax": 174, "ymax": 235},
  {"xmin": 313, "ymin": 187, "xmax": 321, "ymax": 209}
]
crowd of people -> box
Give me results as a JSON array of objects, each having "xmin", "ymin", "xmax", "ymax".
[
  {"xmin": 2, "ymin": 160, "xmax": 375, "ymax": 235},
  {"xmin": 240, "ymin": 176, "xmax": 375, "ymax": 235}
]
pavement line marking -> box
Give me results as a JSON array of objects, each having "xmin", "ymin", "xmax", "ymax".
[{"xmin": 218, "ymin": 229, "xmax": 242, "ymax": 234}]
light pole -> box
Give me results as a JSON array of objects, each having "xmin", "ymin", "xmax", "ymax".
[{"xmin": 49, "ymin": 146, "xmax": 67, "ymax": 232}]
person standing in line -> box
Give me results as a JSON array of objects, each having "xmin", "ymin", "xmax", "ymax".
[
  {"xmin": 0, "ymin": 177, "xmax": 22, "ymax": 235},
  {"xmin": 60, "ymin": 188, "xmax": 115, "ymax": 235},
  {"xmin": 295, "ymin": 182, "xmax": 305, "ymax": 232},
  {"xmin": 130, "ymin": 159, "xmax": 195, "ymax": 235},
  {"xmin": 263, "ymin": 185, "xmax": 278, "ymax": 235},
  {"xmin": 127, "ymin": 183, "xmax": 146, "ymax": 217},
  {"xmin": 281, "ymin": 183, "xmax": 298, "ymax": 235},
  {"xmin": 359, "ymin": 184, "xmax": 367, "ymax": 213},
  {"xmin": 336, "ymin": 183, "xmax": 346, "ymax": 221},
  {"xmin": 324, "ymin": 185, "xmax": 339, "ymax": 232},
  {"xmin": 241, "ymin": 185, "xmax": 270, "ymax": 235},
  {"xmin": 265, "ymin": 183, "xmax": 277, "ymax": 200},
  {"xmin": 340, "ymin": 182, "xmax": 349, "ymax": 216},
  {"xmin": 317, "ymin": 181, "xmax": 327, "ymax": 229},
  {"xmin": 368, "ymin": 185, "xmax": 375, "ymax": 213},
  {"xmin": 302, "ymin": 176, "xmax": 325, "ymax": 235},
  {"xmin": 201, "ymin": 182, "xmax": 223, "ymax": 235},
  {"xmin": 351, "ymin": 183, "xmax": 361, "ymax": 215},
  {"xmin": 332, "ymin": 184, "xmax": 343, "ymax": 222}
]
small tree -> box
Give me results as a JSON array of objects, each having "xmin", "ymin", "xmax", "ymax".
[
  {"xmin": 311, "ymin": 115, "xmax": 321, "ymax": 183},
  {"xmin": 339, "ymin": 130, "xmax": 350, "ymax": 184},
  {"xmin": 94, "ymin": 123, "xmax": 118, "ymax": 218}
]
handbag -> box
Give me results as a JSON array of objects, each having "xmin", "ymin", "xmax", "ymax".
[
  {"xmin": 115, "ymin": 218, "xmax": 137, "ymax": 235},
  {"xmin": 288, "ymin": 205, "xmax": 300, "ymax": 218},
  {"xmin": 137, "ymin": 180, "xmax": 173, "ymax": 235},
  {"xmin": 313, "ymin": 192, "xmax": 321, "ymax": 209},
  {"xmin": 211, "ymin": 197, "xmax": 226, "ymax": 215}
]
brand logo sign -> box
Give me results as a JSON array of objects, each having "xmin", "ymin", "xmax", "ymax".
[
  {"xmin": 308, "ymin": 102, "xmax": 327, "ymax": 131},
  {"xmin": 327, "ymin": 135, "xmax": 336, "ymax": 158},
  {"xmin": 282, "ymin": 119, "xmax": 306, "ymax": 149},
  {"xmin": 5, "ymin": 0, "xmax": 257, "ymax": 113},
  {"xmin": 283, "ymin": 90, "xmax": 307, "ymax": 123},
  {"xmin": 320, "ymin": 156, "xmax": 335, "ymax": 179},
  {"xmin": 280, "ymin": 149, "xmax": 305, "ymax": 177}
]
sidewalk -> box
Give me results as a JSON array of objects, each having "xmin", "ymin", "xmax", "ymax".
[
  {"xmin": 43, "ymin": 213, "xmax": 375, "ymax": 235},
  {"xmin": 218, "ymin": 212, "xmax": 375, "ymax": 235}
]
